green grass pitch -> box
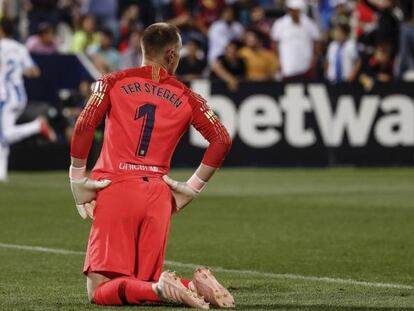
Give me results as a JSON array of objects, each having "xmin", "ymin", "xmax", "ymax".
[{"xmin": 0, "ymin": 168, "xmax": 413, "ymax": 311}]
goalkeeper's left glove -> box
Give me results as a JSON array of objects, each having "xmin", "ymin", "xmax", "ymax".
[
  {"xmin": 69, "ymin": 165, "xmax": 111, "ymax": 219},
  {"xmin": 162, "ymin": 173, "xmax": 206, "ymax": 212}
]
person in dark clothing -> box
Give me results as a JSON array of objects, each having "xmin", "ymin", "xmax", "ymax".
[
  {"xmin": 210, "ymin": 40, "xmax": 246, "ymax": 91},
  {"xmin": 26, "ymin": 0, "xmax": 60, "ymax": 35},
  {"xmin": 363, "ymin": 43, "xmax": 394, "ymax": 82},
  {"xmin": 399, "ymin": 0, "xmax": 414, "ymax": 21},
  {"xmin": 176, "ymin": 39, "xmax": 206, "ymax": 81},
  {"xmin": 397, "ymin": 0, "xmax": 414, "ymax": 77},
  {"xmin": 361, "ymin": 0, "xmax": 401, "ymax": 58}
]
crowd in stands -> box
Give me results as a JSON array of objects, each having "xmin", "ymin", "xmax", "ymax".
[{"xmin": 1, "ymin": 0, "xmax": 414, "ymax": 91}]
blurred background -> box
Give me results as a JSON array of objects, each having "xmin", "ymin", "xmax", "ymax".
[
  {"xmin": 1, "ymin": 0, "xmax": 413, "ymax": 169},
  {"xmin": 1, "ymin": 2, "xmax": 414, "ymax": 309}
]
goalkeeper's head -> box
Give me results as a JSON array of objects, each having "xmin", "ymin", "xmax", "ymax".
[{"xmin": 141, "ymin": 23, "xmax": 182, "ymax": 75}]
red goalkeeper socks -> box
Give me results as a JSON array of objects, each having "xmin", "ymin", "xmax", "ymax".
[
  {"xmin": 180, "ymin": 278, "xmax": 191, "ymax": 289},
  {"xmin": 93, "ymin": 277, "xmax": 160, "ymax": 305}
]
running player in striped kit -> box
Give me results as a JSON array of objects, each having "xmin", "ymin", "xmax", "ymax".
[{"xmin": 0, "ymin": 18, "xmax": 56, "ymax": 182}]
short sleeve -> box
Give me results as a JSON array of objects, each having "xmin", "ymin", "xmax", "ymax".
[
  {"xmin": 270, "ymin": 20, "xmax": 282, "ymax": 42},
  {"xmin": 21, "ymin": 46, "xmax": 35, "ymax": 70},
  {"xmin": 308, "ymin": 19, "xmax": 321, "ymax": 41}
]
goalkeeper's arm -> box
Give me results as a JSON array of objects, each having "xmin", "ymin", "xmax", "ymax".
[
  {"xmin": 163, "ymin": 92, "xmax": 232, "ymax": 211},
  {"xmin": 69, "ymin": 79, "xmax": 111, "ymax": 219}
]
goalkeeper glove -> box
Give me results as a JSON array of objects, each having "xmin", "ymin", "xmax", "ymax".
[
  {"xmin": 162, "ymin": 173, "xmax": 206, "ymax": 212},
  {"xmin": 69, "ymin": 166, "xmax": 111, "ymax": 219}
]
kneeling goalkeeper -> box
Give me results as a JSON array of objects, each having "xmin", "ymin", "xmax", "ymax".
[{"xmin": 69, "ymin": 23, "xmax": 234, "ymax": 309}]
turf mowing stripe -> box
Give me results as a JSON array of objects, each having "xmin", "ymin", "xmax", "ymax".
[{"xmin": 0, "ymin": 242, "xmax": 412, "ymax": 290}]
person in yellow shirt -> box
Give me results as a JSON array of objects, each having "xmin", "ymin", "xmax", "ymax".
[
  {"xmin": 70, "ymin": 15, "xmax": 100, "ymax": 53},
  {"xmin": 239, "ymin": 29, "xmax": 278, "ymax": 81}
]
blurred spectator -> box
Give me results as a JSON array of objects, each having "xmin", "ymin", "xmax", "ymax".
[
  {"xmin": 255, "ymin": 0, "xmax": 274, "ymax": 6},
  {"xmin": 326, "ymin": 24, "xmax": 359, "ymax": 82},
  {"xmin": 351, "ymin": 0, "xmax": 377, "ymax": 39},
  {"xmin": 162, "ymin": 0, "xmax": 197, "ymax": 39},
  {"xmin": 239, "ymin": 30, "xmax": 277, "ymax": 81},
  {"xmin": 161, "ymin": 0, "xmax": 207, "ymax": 46},
  {"xmin": 271, "ymin": 0, "xmax": 321, "ymax": 81},
  {"xmin": 194, "ymin": 0, "xmax": 225, "ymax": 34},
  {"xmin": 81, "ymin": 0, "xmax": 118, "ymax": 39},
  {"xmin": 119, "ymin": 4, "xmax": 143, "ymax": 52},
  {"xmin": 233, "ymin": 0, "xmax": 256, "ymax": 26},
  {"xmin": 176, "ymin": 39, "xmax": 206, "ymax": 81},
  {"xmin": 118, "ymin": 0, "xmax": 155, "ymax": 27},
  {"xmin": 397, "ymin": 1, "xmax": 414, "ymax": 78},
  {"xmin": 70, "ymin": 15, "xmax": 99, "ymax": 53},
  {"xmin": 4, "ymin": 0, "xmax": 413, "ymax": 84},
  {"xmin": 319, "ymin": 0, "xmax": 335, "ymax": 33},
  {"xmin": 247, "ymin": 6, "xmax": 272, "ymax": 47},
  {"xmin": 360, "ymin": 0, "xmax": 402, "ymax": 58},
  {"xmin": 26, "ymin": 0, "xmax": 60, "ymax": 35},
  {"xmin": 120, "ymin": 29, "xmax": 143, "ymax": 69},
  {"xmin": 61, "ymin": 80, "xmax": 93, "ymax": 140},
  {"xmin": 57, "ymin": 0, "xmax": 79, "ymax": 27},
  {"xmin": 399, "ymin": 0, "xmax": 413, "ymax": 21},
  {"xmin": 329, "ymin": 0, "xmax": 351, "ymax": 33},
  {"xmin": 361, "ymin": 43, "xmax": 394, "ymax": 84},
  {"xmin": 26, "ymin": 22, "xmax": 58, "ymax": 54},
  {"xmin": 162, "ymin": 0, "xmax": 192, "ymax": 28},
  {"xmin": 87, "ymin": 29, "xmax": 120, "ymax": 73},
  {"xmin": 208, "ymin": 6, "xmax": 244, "ymax": 64},
  {"xmin": 1, "ymin": 1, "xmax": 23, "ymax": 26},
  {"xmin": 210, "ymin": 40, "xmax": 246, "ymax": 91}
]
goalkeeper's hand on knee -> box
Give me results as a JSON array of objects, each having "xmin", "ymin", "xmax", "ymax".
[
  {"xmin": 69, "ymin": 166, "xmax": 111, "ymax": 219},
  {"xmin": 162, "ymin": 173, "xmax": 206, "ymax": 212}
]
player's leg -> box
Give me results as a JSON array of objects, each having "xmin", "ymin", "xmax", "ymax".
[
  {"xmin": 88, "ymin": 271, "xmax": 160, "ymax": 305},
  {"xmin": 1, "ymin": 101, "xmax": 55, "ymax": 144},
  {"xmin": 2, "ymin": 102, "xmax": 40, "ymax": 144},
  {"xmin": 0, "ymin": 101, "xmax": 10, "ymax": 182},
  {"xmin": 86, "ymin": 272, "xmax": 109, "ymax": 302},
  {"xmin": 91, "ymin": 270, "xmax": 209, "ymax": 308},
  {"xmin": 0, "ymin": 142, "xmax": 10, "ymax": 182},
  {"xmin": 135, "ymin": 178, "xmax": 174, "ymax": 282},
  {"xmin": 84, "ymin": 180, "xmax": 163, "ymax": 306},
  {"xmin": 133, "ymin": 178, "xmax": 209, "ymax": 309},
  {"xmin": 83, "ymin": 181, "xmax": 144, "ymax": 280}
]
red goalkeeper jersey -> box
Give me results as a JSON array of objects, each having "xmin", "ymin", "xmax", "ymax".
[{"xmin": 70, "ymin": 65, "xmax": 231, "ymax": 180}]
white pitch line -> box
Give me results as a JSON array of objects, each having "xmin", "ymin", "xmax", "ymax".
[
  {"xmin": 0, "ymin": 242, "xmax": 412, "ymax": 290},
  {"xmin": 0, "ymin": 243, "xmax": 84, "ymax": 255}
]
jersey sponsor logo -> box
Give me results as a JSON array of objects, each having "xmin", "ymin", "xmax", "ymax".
[
  {"xmin": 118, "ymin": 162, "xmax": 160, "ymax": 172},
  {"xmin": 120, "ymin": 81, "xmax": 182, "ymax": 108},
  {"xmin": 190, "ymin": 80, "xmax": 414, "ymax": 149}
]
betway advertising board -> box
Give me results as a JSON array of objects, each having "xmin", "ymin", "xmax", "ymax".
[{"xmin": 172, "ymin": 80, "xmax": 414, "ymax": 166}]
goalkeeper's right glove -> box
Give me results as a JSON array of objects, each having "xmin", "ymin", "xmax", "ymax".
[{"xmin": 69, "ymin": 166, "xmax": 111, "ymax": 219}]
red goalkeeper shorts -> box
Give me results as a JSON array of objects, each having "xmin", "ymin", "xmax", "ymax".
[{"xmin": 83, "ymin": 176, "xmax": 173, "ymax": 282}]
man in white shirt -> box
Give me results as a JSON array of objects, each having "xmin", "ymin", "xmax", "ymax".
[
  {"xmin": 271, "ymin": 0, "xmax": 321, "ymax": 81},
  {"xmin": 0, "ymin": 18, "xmax": 56, "ymax": 182},
  {"xmin": 207, "ymin": 6, "xmax": 244, "ymax": 65}
]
